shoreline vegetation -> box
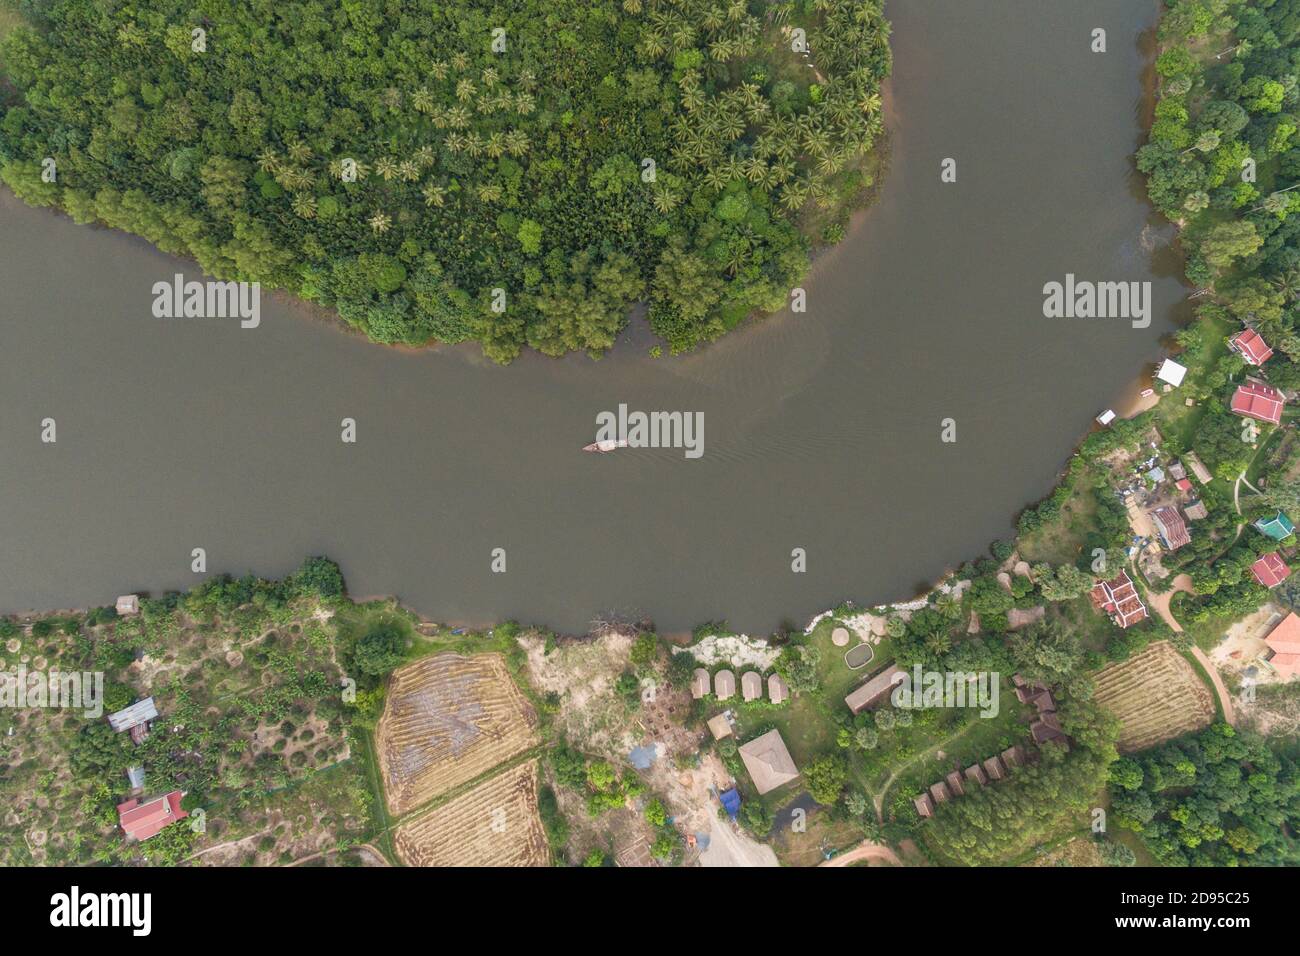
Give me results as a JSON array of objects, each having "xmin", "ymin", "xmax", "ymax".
[
  {"xmin": 3, "ymin": 2, "xmax": 1300, "ymax": 868},
  {"xmin": 0, "ymin": 0, "xmax": 891, "ymax": 363}
]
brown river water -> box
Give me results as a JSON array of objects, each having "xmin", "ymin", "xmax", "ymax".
[{"xmin": 0, "ymin": 0, "xmax": 1188, "ymax": 634}]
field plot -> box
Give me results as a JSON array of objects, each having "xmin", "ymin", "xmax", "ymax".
[
  {"xmin": 1094, "ymin": 641, "xmax": 1215, "ymax": 752},
  {"xmin": 393, "ymin": 760, "xmax": 548, "ymax": 867},
  {"xmin": 376, "ymin": 652, "xmax": 538, "ymax": 815}
]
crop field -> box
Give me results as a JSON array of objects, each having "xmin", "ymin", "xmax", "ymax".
[
  {"xmin": 1094, "ymin": 641, "xmax": 1215, "ymax": 752},
  {"xmin": 376, "ymin": 652, "xmax": 538, "ymax": 815},
  {"xmin": 393, "ymin": 759, "xmax": 548, "ymax": 867}
]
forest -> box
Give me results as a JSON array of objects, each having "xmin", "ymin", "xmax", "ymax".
[
  {"xmin": 1140, "ymin": 0, "xmax": 1300, "ymax": 392},
  {"xmin": 0, "ymin": 0, "xmax": 890, "ymax": 361}
]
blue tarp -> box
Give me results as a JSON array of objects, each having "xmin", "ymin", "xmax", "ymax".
[{"xmin": 719, "ymin": 787, "xmax": 741, "ymax": 819}]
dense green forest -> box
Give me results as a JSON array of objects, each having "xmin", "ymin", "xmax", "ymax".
[
  {"xmin": 0, "ymin": 0, "xmax": 890, "ymax": 361},
  {"xmin": 1111, "ymin": 722, "xmax": 1300, "ymax": 865},
  {"xmin": 1140, "ymin": 0, "xmax": 1300, "ymax": 391}
]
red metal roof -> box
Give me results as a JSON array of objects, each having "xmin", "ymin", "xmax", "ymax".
[
  {"xmin": 117, "ymin": 791, "xmax": 187, "ymax": 842},
  {"xmin": 1230, "ymin": 329, "xmax": 1274, "ymax": 366},
  {"xmin": 1231, "ymin": 382, "xmax": 1284, "ymax": 425},
  {"xmin": 1089, "ymin": 569, "xmax": 1148, "ymax": 628},
  {"xmin": 1152, "ymin": 506, "xmax": 1191, "ymax": 550},
  {"xmin": 1251, "ymin": 552, "xmax": 1292, "ymax": 589}
]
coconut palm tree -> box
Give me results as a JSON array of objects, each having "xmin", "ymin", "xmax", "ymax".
[
  {"xmin": 422, "ymin": 183, "xmax": 447, "ymax": 208},
  {"xmin": 450, "ymin": 52, "xmax": 470, "ymax": 72},
  {"xmin": 399, "ymin": 160, "xmax": 420, "ymax": 182},
  {"xmin": 481, "ymin": 67, "xmax": 499, "ymax": 87},
  {"xmin": 412, "ymin": 88, "xmax": 435, "ymax": 114},
  {"xmin": 455, "ymin": 78, "xmax": 477, "ymax": 102},
  {"xmin": 256, "ymin": 148, "xmax": 281, "ymax": 173},
  {"xmin": 414, "ymin": 145, "xmax": 436, "ymax": 169},
  {"xmin": 652, "ymin": 186, "xmax": 680, "ymax": 213},
  {"xmin": 368, "ymin": 212, "xmax": 392, "ymax": 234},
  {"xmin": 505, "ymin": 129, "xmax": 531, "ymax": 157},
  {"xmin": 486, "ymin": 133, "xmax": 506, "ymax": 158},
  {"xmin": 291, "ymin": 195, "xmax": 317, "ymax": 219},
  {"xmin": 375, "ymin": 156, "xmax": 399, "ymax": 181},
  {"xmin": 476, "ymin": 182, "xmax": 503, "ymax": 202},
  {"xmin": 430, "ymin": 61, "xmax": 449, "ymax": 81},
  {"xmin": 287, "ymin": 140, "xmax": 312, "ymax": 163},
  {"xmin": 779, "ymin": 181, "xmax": 809, "ymax": 212},
  {"xmin": 514, "ymin": 92, "xmax": 536, "ymax": 115}
]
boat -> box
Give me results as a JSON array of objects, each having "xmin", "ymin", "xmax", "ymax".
[{"xmin": 583, "ymin": 438, "xmax": 629, "ymax": 453}]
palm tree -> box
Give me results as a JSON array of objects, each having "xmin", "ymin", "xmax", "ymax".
[
  {"xmin": 486, "ymin": 133, "xmax": 506, "ymax": 158},
  {"xmin": 422, "ymin": 183, "xmax": 447, "ymax": 208},
  {"xmin": 430, "ymin": 61, "xmax": 449, "ymax": 81},
  {"xmin": 481, "ymin": 67, "xmax": 499, "ymax": 87},
  {"xmin": 375, "ymin": 156, "xmax": 399, "ymax": 181},
  {"xmin": 291, "ymin": 195, "xmax": 317, "ymax": 219},
  {"xmin": 399, "ymin": 160, "xmax": 420, "ymax": 182},
  {"xmin": 703, "ymin": 164, "xmax": 732, "ymax": 190},
  {"xmin": 447, "ymin": 107, "xmax": 471, "ymax": 129},
  {"xmin": 287, "ymin": 140, "xmax": 312, "ymax": 163},
  {"xmin": 514, "ymin": 92, "xmax": 536, "ymax": 115},
  {"xmin": 476, "ymin": 182, "xmax": 503, "ymax": 202},
  {"xmin": 414, "ymin": 145, "xmax": 436, "ymax": 169},
  {"xmin": 505, "ymin": 129, "xmax": 531, "ymax": 157},
  {"xmin": 463, "ymin": 133, "xmax": 485, "ymax": 158},
  {"xmin": 455, "ymin": 79, "xmax": 477, "ymax": 102},
  {"xmin": 450, "ymin": 52, "xmax": 470, "ymax": 72},
  {"xmin": 368, "ymin": 212, "xmax": 392, "ymax": 234},
  {"xmin": 256, "ymin": 148, "xmax": 281, "ymax": 173},
  {"xmin": 412, "ymin": 87, "xmax": 435, "ymax": 114},
  {"xmin": 652, "ymin": 186, "xmax": 680, "ymax": 213},
  {"xmin": 778, "ymin": 181, "xmax": 808, "ymax": 211}
]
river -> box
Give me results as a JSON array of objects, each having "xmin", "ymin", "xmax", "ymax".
[{"xmin": 0, "ymin": 0, "xmax": 1186, "ymax": 634}]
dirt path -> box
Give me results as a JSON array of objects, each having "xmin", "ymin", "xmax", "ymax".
[
  {"xmin": 1148, "ymin": 573, "xmax": 1194, "ymax": 633},
  {"xmin": 819, "ymin": 840, "xmax": 902, "ymax": 867},
  {"xmin": 1191, "ymin": 645, "xmax": 1236, "ymax": 726}
]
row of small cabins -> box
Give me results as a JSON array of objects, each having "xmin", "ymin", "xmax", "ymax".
[
  {"xmin": 691, "ymin": 667, "xmax": 790, "ymax": 705},
  {"xmin": 913, "ymin": 678, "xmax": 1068, "ymax": 819}
]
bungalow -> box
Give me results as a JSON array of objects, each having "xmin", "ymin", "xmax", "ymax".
[
  {"xmin": 117, "ymin": 790, "xmax": 187, "ymax": 842},
  {"xmin": 983, "ymin": 756, "xmax": 1006, "ymax": 782},
  {"xmin": 945, "ymin": 770, "xmax": 966, "ymax": 797},
  {"xmin": 1184, "ymin": 499, "xmax": 1209, "ymax": 521},
  {"xmin": 1231, "ymin": 381, "xmax": 1285, "ymax": 426},
  {"xmin": 1263, "ymin": 613, "xmax": 1300, "ymax": 681},
  {"xmin": 738, "ymin": 729, "xmax": 800, "ymax": 795},
  {"xmin": 1001, "ymin": 746, "xmax": 1025, "ymax": 769},
  {"xmin": 929, "ymin": 781, "xmax": 952, "ymax": 804},
  {"xmin": 106, "ymin": 697, "xmax": 158, "ymax": 745},
  {"xmin": 964, "ymin": 763, "xmax": 989, "ymax": 787},
  {"xmin": 1089, "ymin": 570, "xmax": 1149, "ymax": 629},
  {"xmin": 913, "ymin": 792, "xmax": 934, "ymax": 819},
  {"xmin": 1251, "ymin": 552, "xmax": 1292, "ymax": 589},
  {"xmin": 1168, "ymin": 461, "xmax": 1188, "ymax": 481},
  {"xmin": 690, "ymin": 668, "xmax": 711, "ymax": 700},
  {"xmin": 767, "ymin": 673, "xmax": 790, "ymax": 705},
  {"xmin": 1151, "ymin": 506, "xmax": 1191, "ymax": 551},
  {"xmin": 1183, "ymin": 451, "xmax": 1213, "ymax": 484},
  {"xmin": 115, "ymin": 595, "xmax": 140, "ymax": 616},
  {"xmin": 1031, "ymin": 712, "xmax": 1067, "ymax": 745},
  {"xmin": 1255, "ymin": 511, "xmax": 1295, "ymax": 541},
  {"xmin": 713, "ymin": 669, "xmax": 736, "ymax": 701},
  {"xmin": 740, "ymin": 671, "xmax": 763, "ymax": 702},
  {"xmin": 1229, "ymin": 328, "xmax": 1274, "ymax": 366},
  {"xmin": 844, "ymin": 664, "xmax": 904, "ymax": 715}
]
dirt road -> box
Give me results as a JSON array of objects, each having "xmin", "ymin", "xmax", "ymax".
[{"xmin": 819, "ymin": 840, "xmax": 902, "ymax": 867}]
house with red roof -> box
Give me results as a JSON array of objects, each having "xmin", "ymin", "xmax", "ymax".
[
  {"xmin": 1151, "ymin": 506, "xmax": 1191, "ymax": 550},
  {"xmin": 1229, "ymin": 328, "xmax": 1274, "ymax": 366},
  {"xmin": 1089, "ymin": 569, "xmax": 1149, "ymax": 629},
  {"xmin": 116, "ymin": 790, "xmax": 187, "ymax": 842},
  {"xmin": 1231, "ymin": 381, "xmax": 1284, "ymax": 426},
  {"xmin": 1263, "ymin": 613, "xmax": 1300, "ymax": 680},
  {"xmin": 1250, "ymin": 552, "xmax": 1291, "ymax": 589}
]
